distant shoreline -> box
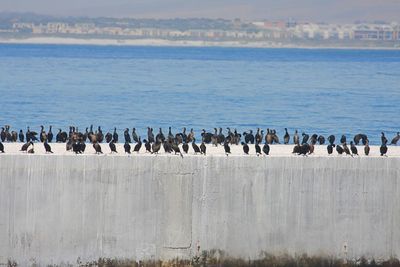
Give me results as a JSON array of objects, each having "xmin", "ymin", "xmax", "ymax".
[{"xmin": 1, "ymin": 36, "xmax": 399, "ymax": 50}]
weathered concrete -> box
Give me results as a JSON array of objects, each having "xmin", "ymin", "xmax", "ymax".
[{"xmin": 0, "ymin": 154, "xmax": 399, "ymax": 266}]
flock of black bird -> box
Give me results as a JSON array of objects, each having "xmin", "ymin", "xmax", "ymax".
[{"xmin": 0, "ymin": 125, "xmax": 399, "ymax": 157}]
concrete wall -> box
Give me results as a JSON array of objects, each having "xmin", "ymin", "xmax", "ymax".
[{"xmin": 0, "ymin": 154, "xmax": 399, "ymax": 266}]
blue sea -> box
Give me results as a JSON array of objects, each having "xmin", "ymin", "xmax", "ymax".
[{"xmin": 0, "ymin": 44, "xmax": 399, "ymax": 144}]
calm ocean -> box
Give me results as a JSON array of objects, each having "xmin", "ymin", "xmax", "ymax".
[{"xmin": 0, "ymin": 44, "xmax": 399, "ymax": 144}]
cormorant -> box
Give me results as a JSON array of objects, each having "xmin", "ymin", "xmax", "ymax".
[
  {"xmin": 364, "ymin": 140, "xmax": 370, "ymax": 156},
  {"xmin": 109, "ymin": 140, "xmax": 117, "ymax": 153},
  {"xmin": 242, "ymin": 142, "xmax": 249, "ymax": 155},
  {"xmin": 318, "ymin": 135, "xmax": 325, "ymax": 145},
  {"xmin": 44, "ymin": 142, "xmax": 53, "ymax": 153},
  {"xmin": 124, "ymin": 128, "xmax": 131, "ymax": 143},
  {"xmin": 93, "ymin": 142, "xmax": 103, "ymax": 154},
  {"xmin": 19, "ymin": 130, "xmax": 24, "ymax": 143},
  {"xmin": 20, "ymin": 141, "xmax": 33, "ymax": 152},
  {"xmin": 327, "ymin": 144, "xmax": 335, "ymax": 154},
  {"xmin": 301, "ymin": 133, "xmax": 309, "ymax": 144},
  {"xmin": 152, "ymin": 141, "xmax": 161, "ymax": 154},
  {"xmin": 113, "ymin": 127, "xmax": 118, "ymax": 143},
  {"xmin": 292, "ymin": 144, "xmax": 300, "ymax": 154},
  {"xmin": 224, "ymin": 141, "xmax": 231, "ymax": 156},
  {"xmin": 171, "ymin": 142, "xmax": 183, "ymax": 158},
  {"xmin": 336, "ymin": 145, "xmax": 344, "ymax": 155},
  {"xmin": 350, "ymin": 141, "xmax": 358, "ymax": 156},
  {"xmin": 381, "ymin": 132, "xmax": 388, "ymax": 145},
  {"xmin": 148, "ymin": 127, "xmax": 155, "ymax": 143},
  {"xmin": 124, "ymin": 142, "xmax": 131, "ymax": 154},
  {"xmin": 328, "ymin": 135, "xmax": 335, "ymax": 145},
  {"xmin": 391, "ymin": 132, "xmax": 400, "ymax": 145},
  {"xmin": 0, "ymin": 141, "xmax": 4, "ymax": 153},
  {"xmin": 293, "ymin": 130, "xmax": 299, "ymax": 145},
  {"xmin": 380, "ymin": 141, "xmax": 388, "ymax": 157},
  {"xmin": 211, "ymin": 128, "xmax": 218, "ymax": 146},
  {"xmin": 263, "ymin": 143, "xmax": 270, "ymax": 156},
  {"xmin": 187, "ymin": 129, "xmax": 195, "ymax": 143},
  {"xmin": 283, "ymin": 128, "xmax": 290, "ymax": 144},
  {"xmin": 272, "ymin": 130, "xmax": 280, "ymax": 144},
  {"xmin": 340, "ymin": 135, "xmax": 346, "ymax": 144},
  {"xmin": 182, "ymin": 142, "xmax": 189, "ymax": 154},
  {"xmin": 163, "ymin": 141, "xmax": 172, "ymax": 153},
  {"xmin": 144, "ymin": 139, "xmax": 152, "ymax": 153},
  {"xmin": 217, "ymin": 128, "xmax": 225, "ymax": 144},
  {"xmin": 0, "ymin": 127, "xmax": 5, "ymax": 142},
  {"xmin": 265, "ymin": 129, "xmax": 273, "ymax": 144},
  {"xmin": 132, "ymin": 128, "xmax": 139, "ymax": 143},
  {"xmin": 343, "ymin": 143, "xmax": 352, "ymax": 157},
  {"xmin": 299, "ymin": 143, "xmax": 310, "ymax": 156},
  {"xmin": 134, "ymin": 137, "xmax": 142, "ymax": 153},
  {"xmin": 310, "ymin": 134, "xmax": 318, "ymax": 145},
  {"xmin": 255, "ymin": 128, "xmax": 263, "ymax": 145},
  {"xmin": 200, "ymin": 142, "xmax": 206, "ymax": 155},
  {"xmin": 156, "ymin": 128, "xmax": 166, "ymax": 143},
  {"xmin": 27, "ymin": 147, "xmax": 34, "ymax": 154},
  {"xmin": 105, "ymin": 131, "xmax": 113, "ymax": 143},
  {"xmin": 167, "ymin": 127, "xmax": 174, "ymax": 143},
  {"xmin": 255, "ymin": 143, "xmax": 261, "ymax": 156},
  {"xmin": 47, "ymin": 126, "xmax": 53, "ymax": 143},
  {"xmin": 192, "ymin": 139, "xmax": 201, "ymax": 154},
  {"xmin": 40, "ymin": 125, "xmax": 47, "ymax": 142}
]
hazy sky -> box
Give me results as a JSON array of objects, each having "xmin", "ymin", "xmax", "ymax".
[{"xmin": 1, "ymin": 0, "xmax": 400, "ymax": 22}]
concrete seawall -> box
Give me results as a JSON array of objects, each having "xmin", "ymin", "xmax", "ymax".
[{"xmin": 0, "ymin": 154, "xmax": 399, "ymax": 266}]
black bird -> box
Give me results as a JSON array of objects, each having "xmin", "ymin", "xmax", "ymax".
[
  {"xmin": 244, "ymin": 130, "xmax": 255, "ymax": 144},
  {"xmin": 96, "ymin": 126, "xmax": 104, "ymax": 143},
  {"xmin": 293, "ymin": 130, "xmax": 299, "ymax": 145},
  {"xmin": 301, "ymin": 133, "xmax": 309, "ymax": 144},
  {"xmin": 255, "ymin": 128, "xmax": 263, "ymax": 145},
  {"xmin": 391, "ymin": 132, "xmax": 400, "ymax": 145},
  {"xmin": 182, "ymin": 142, "xmax": 189, "ymax": 154},
  {"xmin": 144, "ymin": 139, "xmax": 152, "ymax": 153},
  {"xmin": 200, "ymin": 142, "xmax": 206, "ymax": 155},
  {"xmin": 19, "ymin": 130, "xmax": 24, "ymax": 142},
  {"xmin": 327, "ymin": 144, "xmax": 335, "ymax": 155},
  {"xmin": 336, "ymin": 145, "xmax": 344, "ymax": 155},
  {"xmin": 381, "ymin": 132, "xmax": 388, "ymax": 146},
  {"xmin": 152, "ymin": 141, "xmax": 161, "ymax": 154},
  {"xmin": 353, "ymin": 134, "xmax": 366, "ymax": 145},
  {"xmin": 47, "ymin": 126, "xmax": 53, "ymax": 143},
  {"xmin": 113, "ymin": 127, "xmax": 118, "ymax": 142},
  {"xmin": 72, "ymin": 142, "xmax": 82, "ymax": 154},
  {"xmin": 134, "ymin": 137, "xmax": 142, "ymax": 153},
  {"xmin": 255, "ymin": 143, "xmax": 261, "ymax": 156},
  {"xmin": 40, "ymin": 125, "xmax": 46, "ymax": 142},
  {"xmin": 283, "ymin": 128, "xmax": 290, "ymax": 144},
  {"xmin": 380, "ymin": 143, "xmax": 388, "ymax": 157},
  {"xmin": 109, "ymin": 140, "xmax": 117, "ymax": 153},
  {"xmin": 44, "ymin": 142, "xmax": 53, "ymax": 153},
  {"xmin": 163, "ymin": 141, "xmax": 172, "ymax": 153},
  {"xmin": 148, "ymin": 127, "xmax": 155, "ymax": 143},
  {"xmin": 318, "ymin": 135, "xmax": 325, "ymax": 145},
  {"xmin": 224, "ymin": 141, "xmax": 231, "ymax": 156},
  {"xmin": 157, "ymin": 128, "xmax": 166, "ymax": 143},
  {"xmin": 343, "ymin": 143, "xmax": 352, "ymax": 157},
  {"xmin": 171, "ymin": 142, "xmax": 183, "ymax": 158},
  {"xmin": 20, "ymin": 141, "xmax": 33, "ymax": 152},
  {"xmin": 364, "ymin": 140, "xmax": 370, "ymax": 156},
  {"xmin": 93, "ymin": 142, "xmax": 103, "ymax": 154},
  {"xmin": 27, "ymin": 147, "xmax": 34, "ymax": 154},
  {"xmin": 0, "ymin": 127, "xmax": 5, "ymax": 142},
  {"xmin": 105, "ymin": 131, "xmax": 113, "ymax": 143},
  {"xmin": 124, "ymin": 128, "xmax": 131, "ymax": 143},
  {"xmin": 0, "ymin": 141, "xmax": 4, "ymax": 153},
  {"xmin": 299, "ymin": 143, "xmax": 310, "ymax": 156},
  {"xmin": 310, "ymin": 134, "xmax": 318, "ymax": 145},
  {"xmin": 340, "ymin": 135, "xmax": 346, "ymax": 145},
  {"xmin": 292, "ymin": 144, "xmax": 300, "ymax": 154},
  {"xmin": 211, "ymin": 128, "xmax": 218, "ymax": 146},
  {"xmin": 262, "ymin": 143, "xmax": 270, "ymax": 156},
  {"xmin": 328, "ymin": 135, "xmax": 335, "ymax": 145},
  {"xmin": 272, "ymin": 130, "xmax": 280, "ymax": 144},
  {"xmin": 132, "ymin": 128, "xmax": 139, "ymax": 143},
  {"xmin": 242, "ymin": 142, "xmax": 249, "ymax": 155},
  {"xmin": 309, "ymin": 143, "xmax": 315, "ymax": 154},
  {"xmin": 79, "ymin": 141, "xmax": 86, "ymax": 153},
  {"xmin": 350, "ymin": 141, "xmax": 358, "ymax": 156},
  {"xmin": 192, "ymin": 139, "xmax": 201, "ymax": 154},
  {"xmin": 124, "ymin": 142, "xmax": 131, "ymax": 154},
  {"xmin": 66, "ymin": 139, "xmax": 73, "ymax": 151},
  {"xmin": 201, "ymin": 129, "xmax": 212, "ymax": 144}
]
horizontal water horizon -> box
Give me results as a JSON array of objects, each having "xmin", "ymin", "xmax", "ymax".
[{"xmin": 0, "ymin": 44, "xmax": 399, "ymax": 144}]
